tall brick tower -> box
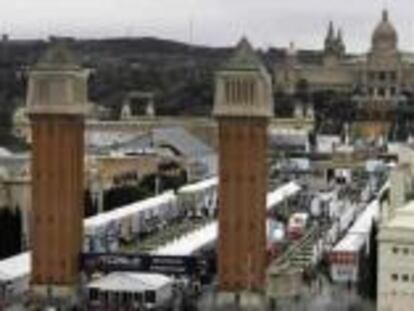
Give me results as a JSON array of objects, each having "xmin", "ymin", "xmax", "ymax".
[
  {"xmin": 27, "ymin": 40, "xmax": 88, "ymax": 305},
  {"xmin": 213, "ymin": 38, "xmax": 273, "ymax": 302}
]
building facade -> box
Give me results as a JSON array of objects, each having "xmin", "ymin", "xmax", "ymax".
[
  {"xmin": 27, "ymin": 41, "xmax": 88, "ymax": 306},
  {"xmin": 274, "ymin": 10, "xmax": 414, "ymax": 140},
  {"xmin": 378, "ymin": 157, "xmax": 414, "ymax": 311},
  {"xmin": 214, "ymin": 38, "xmax": 273, "ymax": 296},
  {"xmin": 378, "ymin": 201, "xmax": 414, "ymax": 311}
]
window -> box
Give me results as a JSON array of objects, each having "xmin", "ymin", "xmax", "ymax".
[
  {"xmin": 378, "ymin": 88, "xmax": 386, "ymax": 97},
  {"xmin": 368, "ymin": 87, "xmax": 374, "ymax": 96},
  {"xmin": 249, "ymin": 81, "xmax": 255, "ymax": 104},
  {"xmin": 390, "ymin": 72, "xmax": 397, "ymax": 82},
  {"xmin": 392, "ymin": 246, "xmax": 399, "ymax": 254},
  {"xmin": 235, "ymin": 79, "xmax": 241, "ymax": 103},
  {"xmin": 403, "ymin": 248, "xmax": 409, "ymax": 255},
  {"xmin": 379, "ymin": 71, "xmax": 386, "ymax": 81},
  {"xmin": 225, "ymin": 81, "xmax": 232, "ymax": 103},
  {"xmin": 89, "ymin": 289, "xmax": 98, "ymax": 301},
  {"xmin": 102, "ymin": 291, "xmax": 110, "ymax": 303},
  {"xmin": 121, "ymin": 292, "xmax": 129, "ymax": 303},
  {"xmin": 113, "ymin": 292, "xmax": 120, "ymax": 303},
  {"xmin": 134, "ymin": 292, "xmax": 143, "ymax": 303},
  {"xmin": 144, "ymin": 290, "xmax": 156, "ymax": 303},
  {"xmin": 391, "ymin": 273, "xmax": 399, "ymax": 281},
  {"xmin": 403, "ymin": 274, "xmax": 409, "ymax": 282}
]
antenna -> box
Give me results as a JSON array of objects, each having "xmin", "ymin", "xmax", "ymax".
[
  {"xmin": 189, "ymin": 15, "xmax": 194, "ymax": 46},
  {"xmin": 382, "ymin": 0, "xmax": 389, "ymax": 17},
  {"xmin": 187, "ymin": 7, "xmax": 196, "ymax": 78}
]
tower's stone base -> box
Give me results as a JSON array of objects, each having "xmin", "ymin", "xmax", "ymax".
[
  {"xmin": 30, "ymin": 284, "xmax": 80, "ymax": 309},
  {"xmin": 213, "ymin": 291, "xmax": 267, "ymax": 310}
]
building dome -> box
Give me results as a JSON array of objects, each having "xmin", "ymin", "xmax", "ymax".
[{"xmin": 372, "ymin": 10, "xmax": 398, "ymax": 51}]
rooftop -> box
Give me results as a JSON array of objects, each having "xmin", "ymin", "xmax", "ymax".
[
  {"xmin": 386, "ymin": 201, "xmax": 414, "ymax": 229},
  {"xmin": 0, "ymin": 252, "xmax": 31, "ymax": 282},
  {"xmin": 87, "ymin": 272, "xmax": 173, "ymax": 292},
  {"xmin": 223, "ymin": 37, "xmax": 266, "ymax": 72}
]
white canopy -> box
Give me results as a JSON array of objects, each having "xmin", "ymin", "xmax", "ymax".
[
  {"xmin": 0, "ymin": 252, "xmax": 31, "ymax": 282},
  {"xmin": 267, "ymin": 181, "xmax": 301, "ymax": 209},
  {"xmin": 84, "ymin": 191, "xmax": 176, "ymax": 230},
  {"xmin": 87, "ymin": 272, "xmax": 172, "ymax": 292},
  {"xmin": 178, "ymin": 177, "xmax": 218, "ymax": 194},
  {"xmin": 333, "ymin": 200, "xmax": 379, "ymax": 252},
  {"xmin": 154, "ymin": 222, "xmax": 217, "ymax": 256}
]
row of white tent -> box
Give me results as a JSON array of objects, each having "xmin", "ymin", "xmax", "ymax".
[
  {"xmin": 154, "ymin": 181, "xmax": 301, "ymax": 256},
  {"xmin": 85, "ymin": 176, "xmax": 218, "ymax": 233},
  {"xmin": 0, "ymin": 179, "xmax": 301, "ymax": 303},
  {"xmin": 84, "ymin": 176, "xmax": 218, "ymax": 252}
]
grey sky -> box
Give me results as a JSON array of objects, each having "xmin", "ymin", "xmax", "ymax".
[{"xmin": 1, "ymin": 0, "xmax": 414, "ymax": 52}]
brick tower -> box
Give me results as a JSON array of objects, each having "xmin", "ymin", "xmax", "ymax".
[
  {"xmin": 27, "ymin": 40, "xmax": 88, "ymax": 305},
  {"xmin": 213, "ymin": 38, "xmax": 273, "ymax": 301}
]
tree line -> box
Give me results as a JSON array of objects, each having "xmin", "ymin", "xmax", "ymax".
[
  {"xmin": 85, "ymin": 169, "xmax": 188, "ymax": 217},
  {"xmin": 0, "ymin": 207, "xmax": 22, "ymax": 260}
]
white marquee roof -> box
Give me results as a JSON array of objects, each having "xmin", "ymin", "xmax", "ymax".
[
  {"xmin": 267, "ymin": 181, "xmax": 301, "ymax": 208},
  {"xmin": 84, "ymin": 191, "xmax": 176, "ymax": 231},
  {"xmin": 87, "ymin": 272, "xmax": 172, "ymax": 292},
  {"xmin": 333, "ymin": 200, "xmax": 379, "ymax": 252},
  {"xmin": 154, "ymin": 222, "xmax": 218, "ymax": 256},
  {"xmin": 178, "ymin": 177, "xmax": 218, "ymax": 194},
  {"xmin": 0, "ymin": 252, "xmax": 31, "ymax": 282}
]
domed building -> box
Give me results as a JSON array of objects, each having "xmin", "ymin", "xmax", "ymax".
[
  {"xmin": 371, "ymin": 10, "xmax": 398, "ymax": 53},
  {"xmin": 274, "ymin": 10, "xmax": 414, "ymax": 142}
]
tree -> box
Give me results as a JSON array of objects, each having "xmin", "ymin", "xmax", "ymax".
[
  {"xmin": 0, "ymin": 207, "xmax": 22, "ymax": 259},
  {"xmin": 84, "ymin": 189, "xmax": 97, "ymax": 217}
]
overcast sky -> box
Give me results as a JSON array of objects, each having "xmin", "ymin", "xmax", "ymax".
[{"xmin": 1, "ymin": 0, "xmax": 414, "ymax": 52}]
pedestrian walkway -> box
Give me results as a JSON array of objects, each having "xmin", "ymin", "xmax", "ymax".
[{"xmin": 275, "ymin": 275, "xmax": 376, "ymax": 311}]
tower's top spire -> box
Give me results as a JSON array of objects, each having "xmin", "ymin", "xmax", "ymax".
[
  {"xmin": 336, "ymin": 28, "xmax": 345, "ymax": 54},
  {"xmin": 382, "ymin": 8, "xmax": 389, "ymax": 22},
  {"xmin": 327, "ymin": 21, "xmax": 335, "ymax": 40},
  {"xmin": 36, "ymin": 38, "xmax": 79, "ymax": 70},
  {"xmin": 224, "ymin": 36, "xmax": 265, "ymax": 71},
  {"xmin": 27, "ymin": 38, "xmax": 89, "ymax": 115},
  {"xmin": 213, "ymin": 36, "xmax": 273, "ymax": 118},
  {"xmin": 337, "ymin": 28, "xmax": 343, "ymax": 42},
  {"xmin": 325, "ymin": 21, "xmax": 337, "ymax": 53}
]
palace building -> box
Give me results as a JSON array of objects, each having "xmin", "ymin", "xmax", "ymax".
[{"xmin": 274, "ymin": 10, "xmax": 414, "ymax": 140}]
